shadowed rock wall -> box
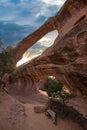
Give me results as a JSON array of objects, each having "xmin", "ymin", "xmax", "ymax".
[{"xmin": 7, "ymin": 0, "xmax": 87, "ymax": 96}]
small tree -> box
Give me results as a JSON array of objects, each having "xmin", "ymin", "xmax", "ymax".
[
  {"xmin": 45, "ymin": 77, "xmax": 76, "ymax": 104},
  {"xmin": 0, "ymin": 41, "xmax": 14, "ymax": 88},
  {"xmin": 45, "ymin": 78, "xmax": 63, "ymax": 97}
]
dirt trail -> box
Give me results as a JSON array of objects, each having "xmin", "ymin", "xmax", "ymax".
[{"xmin": 0, "ymin": 89, "xmax": 83, "ymax": 130}]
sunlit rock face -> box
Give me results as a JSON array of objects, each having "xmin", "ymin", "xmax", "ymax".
[{"xmin": 7, "ymin": 0, "xmax": 87, "ymax": 96}]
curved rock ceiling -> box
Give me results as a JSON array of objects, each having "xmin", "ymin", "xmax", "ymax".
[{"xmin": 6, "ymin": 0, "xmax": 87, "ymax": 96}]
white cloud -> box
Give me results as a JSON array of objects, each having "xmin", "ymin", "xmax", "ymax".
[
  {"xmin": 35, "ymin": 0, "xmax": 66, "ymax": 22},
  {"xmin": 16, "ymin": 30, "xmax": 58, "ymax": 66},
  {"xmin": 16, "ymin": 57, "xmax": 29, "ymax": 67},
  {"xmin": 16, "ymin": 53, "xmax": 41, "ymax": 67},
  {"xmin": 40, "ymin": 0, "xmax": 66, "ymax": 5},
  {"xmin": 0, "ymin": 0, "xmax": 66, "ymax": 26},
  {"xmin": 23, "ymin": 30, "xmax": 58, "ymax": 58},
  {"xmin": 38, "ymin": 30, "xmax": 58, "ymax": 47}
]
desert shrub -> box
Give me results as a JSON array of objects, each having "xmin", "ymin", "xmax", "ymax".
[
  {"xmin": 46, "ymin": 79, "xmax": 63, "ymax": 97},
  {"xmin": 45, "ymin": 77, "xmax": 76, "ymax": 104},
  {"xmin": 0, "ymin": 41, "xmax": 14, "ymax": 87}
]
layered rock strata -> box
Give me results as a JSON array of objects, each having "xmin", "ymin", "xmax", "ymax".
[{"xmin": 6, "ymin": 0, "xmax": 87, "ymax": 97}]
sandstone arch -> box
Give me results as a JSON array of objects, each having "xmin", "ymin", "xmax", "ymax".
[{"xmin": 6, "ymin": 0, "xmax": 87, "ymax": 96}]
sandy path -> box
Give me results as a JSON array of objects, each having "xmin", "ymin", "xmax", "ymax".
[{"xmin": 0, "ymin": 89, "xmax": 83, "ymax": 130}]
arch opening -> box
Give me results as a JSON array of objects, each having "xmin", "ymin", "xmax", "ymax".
[{"xmin": 16, "ymin": 30, "xmax": 58, "ymax": 67}]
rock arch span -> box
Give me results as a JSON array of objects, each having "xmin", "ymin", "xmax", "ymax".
[{"xmin": 6, "ymin": 0, "xmax": 87, "ymax": 97}]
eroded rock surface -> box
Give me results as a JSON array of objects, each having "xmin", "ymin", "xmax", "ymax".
[{"xmin": 4, "ymin": 0, "xmax": 87, "ymax": 99}]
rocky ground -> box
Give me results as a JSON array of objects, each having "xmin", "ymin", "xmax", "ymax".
[{"xmin": 0, "ymin": 88, "xmax": 84, "ymax": 130}]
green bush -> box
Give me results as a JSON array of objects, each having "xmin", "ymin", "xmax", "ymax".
[
  {"xmin": 0, "ymin": 41, "xmax": 14, "ymax": 88},
  {"xmin": 46, "ymin": 79, "xmax": 63, "ymax": 97},
  {"xmin": 45, "ymin": 77, "xmax": 76, "ymax": 104}
]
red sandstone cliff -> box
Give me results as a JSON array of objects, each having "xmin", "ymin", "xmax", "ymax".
[
  {"xmin": 0, "ymin": 1, "xmax": 87, "ymax": 130},
  {"xmin": 6, "ymin": 0, "xmax": 87, "ymax": 97},
  {"xmin": 11, "ymin": 0, "xmax": 87, "ymax": 63}
]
